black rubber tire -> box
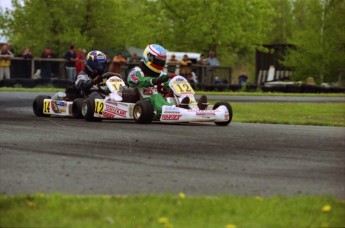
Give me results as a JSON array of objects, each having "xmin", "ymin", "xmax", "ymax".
[
  {"xmin": 133, "ymin": 100, "xmax": 154, "ymax": 124},
  {"xmin": 33, "ymin": 95, "xmax": 51, "ymax": 117},
  {"xmin": 82, "ymin": 98, "xmax": 102, "ymax": 122},
  {"xmin": 72, "ymin": 98, "xmax": 84, "ymax": 119},
  {"xmin": 213, "ymin": 102, "xmax": 233, "ymax": 126}
]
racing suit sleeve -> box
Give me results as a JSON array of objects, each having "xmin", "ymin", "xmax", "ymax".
[
  {"xmin": 75, "ymin": 72, "xmax": 93, "ymax": 91},
  {"xmin": 127, "ymin": 68, "xmax": 154, "ymax": 88}
]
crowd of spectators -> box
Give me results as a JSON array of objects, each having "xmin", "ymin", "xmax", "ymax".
[{"xmin": 0, "ymin": 43, "xmax": 222, "ymax": 85}]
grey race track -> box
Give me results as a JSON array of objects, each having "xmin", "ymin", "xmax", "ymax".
[{"xmin": 0, "ymin": 92, "xmax": 344, "ymax": 198}]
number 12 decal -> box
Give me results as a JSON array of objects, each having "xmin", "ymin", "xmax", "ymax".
[
  {"xmin": 95, "ymin": 100, "xmax": 104, "ymax": 115},
  {"xmin": 173, "ymin": 82, "xmax": 195, "ymax": 94}
]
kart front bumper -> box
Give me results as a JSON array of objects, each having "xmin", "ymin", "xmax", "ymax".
[{"xmin": 160, "ymin": 105, "xmax": 230, "ymax": 123}]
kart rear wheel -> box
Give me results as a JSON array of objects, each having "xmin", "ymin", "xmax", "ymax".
[
  {"xmin": 33, "ymin": 95, "xmax": 51, "ymax": 117},
  {"xmin": 72, "ymin": 98, "xmax": 84, "ymax": 119},
  {"xmin": 213, "ymin": 102, "xmax": 233, "ymax": 126},
  {"xmin": 82, "ymin": 98, "xmax": 102, "ymax": 122},
  {"xmin": 133, "ymin": 100, "xmax": 154, "ymax": 124}
]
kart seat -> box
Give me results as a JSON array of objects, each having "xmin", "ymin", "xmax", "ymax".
[
  {"xmin": 65, "ymin": 85, "xmax": 84, "ymax": 100},
  {"xmin": 121, "ymin": 87, "xmax": 140, "ymax": 103}
]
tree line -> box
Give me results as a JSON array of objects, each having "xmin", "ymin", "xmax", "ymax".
[{"xmin": 1, "ymin": 0, "xmax": 344, "ymax": 84}]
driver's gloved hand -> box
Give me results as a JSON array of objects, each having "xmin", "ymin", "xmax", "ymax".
[
  {"xmin": 152, "ymin": 74, "xmax": 169, "ymax": 85},
  {"xmin": 92, "ymin": 76, "xmax": 101, "ymax": 85}
]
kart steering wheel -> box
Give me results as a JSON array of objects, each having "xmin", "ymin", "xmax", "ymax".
[{"xmin": 97, "ymin": 72, "xmax": 123, "ymax": 92}]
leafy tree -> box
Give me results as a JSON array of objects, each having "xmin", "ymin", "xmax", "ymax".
[
  {"xmin": 266, "ymin": 0, "xmax": 294, "ymax": 44},
  {"xmin": 0, "ymin": 0, "xmax": 135, "ymax": 56},
  {"xmin": 283, "ymin": 0, "xmax": 345, "ymax": 84}
]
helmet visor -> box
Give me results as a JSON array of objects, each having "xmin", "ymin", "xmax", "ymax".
[{"xmin": 147, "ymin": 53, "xmax": 166, "ymax": 68}]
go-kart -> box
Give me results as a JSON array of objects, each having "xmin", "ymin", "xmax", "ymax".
[
  {"xmin": 81, "ymin": 73, "xmax": 139, "ymax": 122},
  {"xmin": 32, "ymin": 87, "xmax": 84, "ymax": 118},
  {"xmin": 82, "ymin": 73, "xmax": 232, "ymax": 126},
  {"xmin": 133, "ymin": 75, "xmax": 233, "ymax": 126}
]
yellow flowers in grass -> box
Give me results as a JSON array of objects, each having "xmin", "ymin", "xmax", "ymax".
[
  {"xmin": 255, "ymin": 196, "xmax": 264, "ymax": 201},
  {"xmin": 322, "ymin": 204, "xmax": 331, "ymax": 213},
  {"xmin": 26, "ymin": 200, "xmax": 36, "ymax": 208},
  {"xmin": 158, "ymin": 217, "xmax": 173, "ymax": 228},
  {"xmin": 178, "ymin": 192, "xmax": 186, "ymax": 199},
  {"xmin": 226, "ymin": 224, "xmax": 237, "ymax": 228}
]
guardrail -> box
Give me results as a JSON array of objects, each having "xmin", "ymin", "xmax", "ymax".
[{"xmin": 8, "ymin": 57, "xmax": 232, "ymax": 85}]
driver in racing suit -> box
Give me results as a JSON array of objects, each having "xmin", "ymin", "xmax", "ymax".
[
  {"xmin": 127, "ymin": 44, "xmax": 207, "ymax": 114},
  {"xmin": 75, "ymin": 50, "xmax": 107, "ymax": 99}
]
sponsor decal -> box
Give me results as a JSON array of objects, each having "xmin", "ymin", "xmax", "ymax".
[
  {"xmin": 163, "ymin": 106, "xmax": 180, "ymax": 114},
  {"xmin": 104, "ymin": 105, "xmax": 127, "ymax": 118},
  {"xmin": 103, "ymin": 112, "xmax": 115, "ymax": 119},
  {"xmin": 196, "ymin": 110, "xmax": 216, "ymax": 116},
  {"xmin": 56, "ymin": 101, "xmax": 67, "ymax": 107},
  {"xmin": 129, "ymin": 72, "xmax": 139, "ymax": 83},
  {"xmin": 143, "ymin": 88, "xmax": 155, "ymax": 95},
  {"xmin": 161, "ymin": 114, "xmax": 182, "ymax": 120},
  {"xmin": 97, "ymin": 55, "xmax": 105, "ymax": 61},
  {"xmin": 165, "ymin": 106, "xmax": 179, "ymax": 111},
  {"xmin": 109, "ymin": 78, "xmax": 122, "ymax": 82},
  {"xmin": 51, "ymin": 101, "xmax": 60, "ymax": 113},
  {"xmin": 175, "ymin": 78, "xmax": 185, "ymax": 82}
]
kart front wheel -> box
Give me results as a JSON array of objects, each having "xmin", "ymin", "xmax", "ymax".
[
  {"xmin": 72, "ymin": 98, "xmax": 84, "ymax": 119},
  {"xmin": 82, "ymin": 98, "xmax": 102, "ymax": 122},
  {"xmin": 213, "ymin": 102, "xmax": 233, "ymax": 126},
  {"xmin": 33, "ymin": 95, "xmax": 51, "ymax": 117},
  {"xmin": 133, "ymin": 100, "xmax": 154, "ymax": 124}
]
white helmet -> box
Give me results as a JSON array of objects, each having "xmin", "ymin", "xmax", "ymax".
[{"xmin": 142, "ymin": 44, "xmax": 167, "ymax": 73}]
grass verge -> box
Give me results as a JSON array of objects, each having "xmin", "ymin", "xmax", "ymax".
[
  {"xmin": 1, "ymin": 194, "xmax": 344, "ymax": 227},
  {"xmin": 231, "ymin": 102, "xmax": 345, "ymax": 127}
]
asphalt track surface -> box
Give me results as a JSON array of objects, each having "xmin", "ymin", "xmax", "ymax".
[{"xmin": 0, "ymin": 92, "xmax": 344, "ymax": 197}]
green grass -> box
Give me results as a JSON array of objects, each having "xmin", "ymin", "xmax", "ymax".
[
  {"xmin": 0, "ymin": 86, "xmax": 63, "ymax": 92},
  {"xmin": 198, "ymin": 91, "xmax": 345, "ymax": 97},
  {"xmin": 1, "ymin": 194, "xmax": 344, "ymax": 227},
  {"xmin": 231, "ymin": 102, "xmax": 345, "ymax": 127}
]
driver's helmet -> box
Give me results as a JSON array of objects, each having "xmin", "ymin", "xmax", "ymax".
[
  {"xmin": 142, "ymin": 44, "xmax": 167, "ymax": 74},
  {"xmin": 85, "ymin": 50, "xmax": 107, "ymax": 76}
]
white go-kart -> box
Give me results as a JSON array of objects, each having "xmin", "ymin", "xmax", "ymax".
[{"xmin": 82, "ymin": 73, "xmax": 233, "ymax": 126}]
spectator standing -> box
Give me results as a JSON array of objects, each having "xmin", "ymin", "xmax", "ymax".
[
  {"xmin": 22, "ymin": 48, "xmax": 33, "ymax": 79},
  {"xmin": 75, "ymin": 48, "xmax": 86, "ymax": 75},
  {"xmin": 40, "ymin": 48, "xmax": 54, "ymax": 78},
  {"xmin": 167, "ymin": 54, "xmax": 178, "ymax": 75},
  {"xmin": 126, "ymin": 52, "xmax": 140, "ymax": 77},
  {"xmin": 109, "ymin": 52, "xmax": 127, "ymax": 75},
  {"xmin": 206, "ymin": 51, "xmax": 220, "ymax": 83},
  {"xmin": 22, "ymin": 48, "xmax": 33, "ymax": 59},
  {"xmin": 206, "ymin": 51, "xmax": 220, "ymax": 66},
  {"xmin": 0, "ymin": 44, "xmax": 14, "ymax": 80},
  {"xmin": 64, "ymin": 45, "xmax": 78, "ymax": 82},
  {"xmin": 179, "ymin": 54, "xmax": 192, "ymax": 80},
  {"xmin": 196, "ymin": 54, "xmax": 209, "ymax": 84},
  {"xmin": 128, "ymin": 52, "xmax": 139, "ymax": 65}
]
